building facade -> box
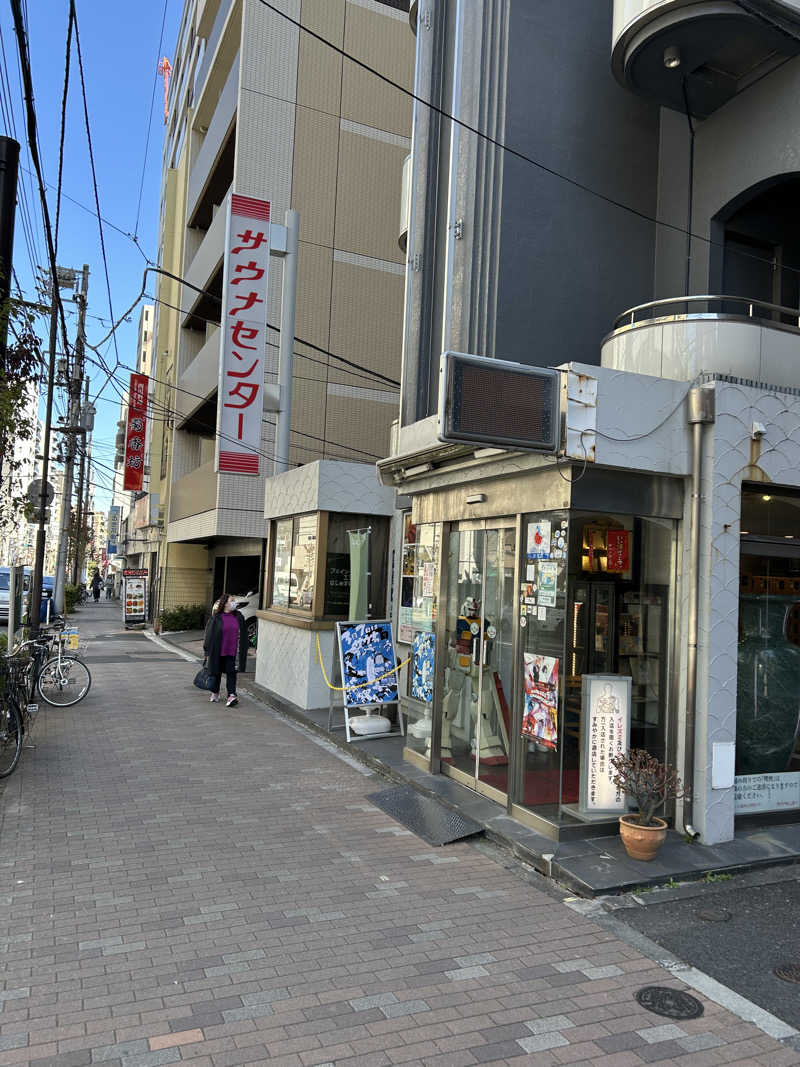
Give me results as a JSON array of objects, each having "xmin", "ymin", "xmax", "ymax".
[
  {"xmin": 151, "ymin": 0, "xmax": 413, "ymax": 641},
  {"xmin": 379, "ymin": 0, "xmax": 800, "ymax": 845}
]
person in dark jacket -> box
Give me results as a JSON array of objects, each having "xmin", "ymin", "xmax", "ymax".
[{"xmin": 203, "ymin": 592, "xmax": 248, "ymax": 707}]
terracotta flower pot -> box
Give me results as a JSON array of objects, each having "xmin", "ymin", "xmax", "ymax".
[{"xmin": 619, "ymin": 814, "xmax": 667, "ymax": 861}]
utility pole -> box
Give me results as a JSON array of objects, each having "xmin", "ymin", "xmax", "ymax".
[
  {"xmin": 29, "ymin": 286, "xmax": 59, "ymax": 635},
  {"xmin": 53, "ymin": 264, "xmax": 89, "ymax": 614},
  {"xmin": 72, "ymin": 377, "xmax": 89, "ymax": 585},
  {"xmin": 0, "ymin": 135, "xmax": 19, "ymax": 493}
]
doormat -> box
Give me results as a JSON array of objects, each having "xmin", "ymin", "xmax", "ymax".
[{"xmin": 367, "ymin": 786, "xmax": 484, "ymax": 847}]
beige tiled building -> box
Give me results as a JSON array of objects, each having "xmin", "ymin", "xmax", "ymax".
[{"xmin": 153, "ymin": 0, "xmax": 413, "ymax": 613}]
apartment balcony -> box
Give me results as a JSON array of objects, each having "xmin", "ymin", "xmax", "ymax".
[
  {"xmin": 194, "ymin": 0, "xmax": 230, "ymax": 104},
  {"xmin": 197, "ymin": 0, "xmax": 222, "ymax": 44},
  {"xmin": 183, "ymin": 190, "xmax": 229, "ymax": 323},
  {"xmin": 612, "ymin": 0, "xmax": 800, "ymax": 116},
  {"xmin": 187, "ymin": 56, "xmax": 238, "ymax": 229},
  {"xmin": 176, "ymin": 327, "xmax": 220, "ymax": 429},
  {"xmin": 169, "ymin": 461, "xmax": 217, "ymax": 524},
  {"xmin": 601, "ymin": 294, "xmax": 800, "ymax": 390}
]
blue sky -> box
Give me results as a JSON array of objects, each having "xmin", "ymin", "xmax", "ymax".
[{"xmin": 0, "ymin": 0, "xmax": 181, "ymax": 512}]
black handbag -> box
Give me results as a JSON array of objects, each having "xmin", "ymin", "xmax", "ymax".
[{"xmin": 193, "ymin": 659, "xmax": 215, "ymax": 691}]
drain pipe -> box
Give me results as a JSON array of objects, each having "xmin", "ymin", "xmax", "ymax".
[{"xmin": 684, "ymin": 386, "xmax": 715, "ymax": 840}]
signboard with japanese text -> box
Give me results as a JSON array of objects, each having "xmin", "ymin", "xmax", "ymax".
[
  {"xmin": 735, "ymin": 772, "xmax": 800, "ymax": 813},
  {"xmin": 107, "ymin": 505, "xmax": 121, "ymax": 556},
  {"xmin": 216, "ymin": 193, "xmax": 271, "ymax": 475},
  {"xmin": 123, "ymin": 373, "xmax": 149, "ymax": 491},
  {"xmin": 579, "ymin": 674, "xmax": 631, "ymax": 815},
  {"xmin": 122, "ymin": 568, "xmax": 148, "ymax": 626}
]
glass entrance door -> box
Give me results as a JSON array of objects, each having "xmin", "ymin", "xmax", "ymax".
[{"xmin": 440, "ymin": 521, "xmax": 517, "ymax": 800}]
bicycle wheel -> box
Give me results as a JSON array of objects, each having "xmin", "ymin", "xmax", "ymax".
[
  {"xmin": 0, "ymin": 700, "xmax": 22, "ymax": 777},
  {"xmin": 37, "ymin": 657, "xmax": 92, "ymax": 707}
]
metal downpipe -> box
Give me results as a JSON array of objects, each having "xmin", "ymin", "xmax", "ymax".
[
  {"xmin": 684, "ymin": 386, "xmax": 715, "ymax": 840},
  {"xmin": 683, "ymin": 419, "xmax": 702, "ymax": 840}
]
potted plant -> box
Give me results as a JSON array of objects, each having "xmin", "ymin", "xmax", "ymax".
[{"xmin": 609, "ymin": 748, "xmax": 688, "ymax": 861}]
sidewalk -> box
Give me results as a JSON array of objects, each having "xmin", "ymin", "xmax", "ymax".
[
  {"xmin": 4, "ymin": 607, "xmax": 791, "ymax": 1065},
  {"xmin": 153, "ymin": 629, "xmax": 800, "ymax": 900}
]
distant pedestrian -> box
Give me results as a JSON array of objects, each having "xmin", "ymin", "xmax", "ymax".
[
  {"xmin": 105, "ymin": 574, "xmax": 113, "ymax": 599},
  {"xmin": 90, "ymin": 571, "xmax": 101, "ymax": 603},
  {"xmin": 203, "ymin": 593, "xmax": 247, "ymax": 707}
]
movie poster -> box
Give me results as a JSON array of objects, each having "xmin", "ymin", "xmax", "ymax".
[{"xmin": 521, "ymin": 653, "xmax": 559, "ymax": 750}]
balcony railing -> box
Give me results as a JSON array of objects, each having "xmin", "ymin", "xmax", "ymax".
[
  {"xmin": 611, "ymin": 294, "xmax": 800, "ymax": 333},
  {"xmin": 603, "ymin": 294, "xmax": 800, "ymax": 390}
]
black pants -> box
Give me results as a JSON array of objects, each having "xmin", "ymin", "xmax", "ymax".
[{"xmin": 213, "ymin": 655, "xmax": 237, "ymax": 696}]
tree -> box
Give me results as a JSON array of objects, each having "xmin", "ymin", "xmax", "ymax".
[{"xmin": 0, "ymin": 302, "xmax": 44, "ymax": 538}]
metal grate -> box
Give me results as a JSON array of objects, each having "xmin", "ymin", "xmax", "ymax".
[{"xmin": 368, "ymin": 786, "xmax": 483, "ymax": 847}]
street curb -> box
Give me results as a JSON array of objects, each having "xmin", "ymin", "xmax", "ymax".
[
  {"xmin": 146, "ymin": 626, "xmax": 800, "ymax": 1050},
  {"xmin": 564, "ymin": 896, "xmax": 800, "ymax": 1047}
]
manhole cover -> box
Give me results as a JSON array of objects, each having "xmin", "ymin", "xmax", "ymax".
[
  {"xmin": 696, "ymin": 908, "xmax": 731, "ymax": 922},
  {"xmin": 635, "ymin": 986, "xmax": 704, "ymax": 1020},
  {"xmin": 775, "ymin": 964, "xmax": 800, "ymax": 984}
]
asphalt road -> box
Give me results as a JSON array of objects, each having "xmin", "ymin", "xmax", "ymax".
[{"xmin": 615, "ymin": 875, "xmax": 800, "ymax": 1030}]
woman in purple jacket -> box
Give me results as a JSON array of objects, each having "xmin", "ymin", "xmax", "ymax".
[{"xmin": 203, "ymin": 593, "xmax": 248, "ymax": 707}]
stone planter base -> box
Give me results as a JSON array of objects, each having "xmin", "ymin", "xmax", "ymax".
[{"xmin": 619, "ymin": 815, "xmax": 667, "ymax": 861}]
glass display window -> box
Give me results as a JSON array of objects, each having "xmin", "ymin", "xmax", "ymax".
[
  {"xmin": 516, "ymin": 511, "xmax": 676, "ymax": 826},
  {"xmin": 402, "ymin": 522, "xmax": 442, "ymax": 763},
  {"xmin": 736, "ymin": 485, "xmax": 800, "ymax": 814},
  {"xmin": 268, "ymin": 512, "xmax": 388, "ymax": 620}
]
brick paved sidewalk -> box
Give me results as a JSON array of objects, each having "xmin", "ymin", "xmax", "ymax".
[{"xmin": 0, "ymin": 612, "xmax": 796, "ymax": 1066}]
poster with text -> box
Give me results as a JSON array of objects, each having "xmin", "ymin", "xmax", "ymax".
[
  {"xmin": 538, "ymin": 561, "xmax": 558, "ymax": 606},
  {"xmin": 521, "ymin": 653, "xmax": 559, "ymax": 749},
  {"xmin": 527, "ymin": 520, "xmax": 551, "ymax": 561},
  {"xmin": 579, "ymin": 674, "xmax": 631, "ymax": 814}
]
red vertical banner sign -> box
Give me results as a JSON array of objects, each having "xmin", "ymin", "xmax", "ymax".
[
  {"xmin": 123, "ymin": 372, "xmax": 149, "ymax": 491},
  {"xmin": 216, "ymin": 193, "xmax": 271, "ymax": 475},
  {"xmin": 606, "ymin": 529, "xmax": 630, "ymax": 573}
]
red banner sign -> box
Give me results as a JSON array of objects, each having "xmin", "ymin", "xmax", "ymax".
[
  {"xmin": 216, "ymin": 193, "xmax": 271, "ymax": 476},
  {"xmin": 123, "ymin": 372, "xmax": 149, "ymax": 491},
  {"xmin": 606, "ymin": 529, "xmax": 630, "ymax": 573}
]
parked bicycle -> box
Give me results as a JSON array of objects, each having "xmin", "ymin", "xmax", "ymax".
[{"xmin": 0, "ymin": 624, "xmax": 92, "ymax": 778}]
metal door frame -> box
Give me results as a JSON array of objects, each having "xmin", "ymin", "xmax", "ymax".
[{"xmin": 439, "ymin": 517, "xmax": 517, "ymax": 804}]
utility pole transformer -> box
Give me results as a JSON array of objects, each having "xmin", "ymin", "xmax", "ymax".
[{"xmin": 53, "ymin": 264, "xmax": 89, "ymax": 614}]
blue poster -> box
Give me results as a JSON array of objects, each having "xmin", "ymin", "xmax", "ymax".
[
  {"xmin": 411, "ymin": 631, "xmax": 435, "ymax": 703},
  {"xmin": 337, "ymin": 620, "xmax": 398, "ymax": 707}
]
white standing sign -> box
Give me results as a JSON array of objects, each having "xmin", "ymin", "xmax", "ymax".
[
  {"xmin": 216, "ymin": 193, "xmax": 272, "ymax": 476},
  {"xmin": 579, "ymin": 674, "xmax": 631, "ymax": 815}
]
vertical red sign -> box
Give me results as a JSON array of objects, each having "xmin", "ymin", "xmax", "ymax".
[
  {"xmin": 216, "ymin": 193, "xmax": 271, "ymax": 476},
  {"xmin": 606, "ymin": 529, "xmax": 630, "ymax": 573},
  {"xmin": 123, "ymin": 372, "xmax": 149, "ymax": 491}
]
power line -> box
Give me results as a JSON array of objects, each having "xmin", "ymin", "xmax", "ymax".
[
  {"xmin": 255, "ymin": 0, "xmax": 800, "ymax": 288},
  {"xmin": 71, "ymin": 1, "xmax": 119, "ymax": 371},
  {"xmin": 144, "ymin": 289, "xmax": 397, "ymax": 390},
  {"xmin": 18, "ymin": 164, "xmax": 151, "ymax": 260},
  {"xmin": 134, "ymin": 0, "xmax": 170, "ymax": 239},
  {"xmin": 86, "ymin": 264, "xmax": 401, "ymax": 390},
  {"xmin": 53, "ymin": 3, "xmax": 73, "ymax": 258},
  {"xmin": 9, "ymin": 0, "xmax": 72, "ymax": 360},
  {"xmin": 87, "ymin": 356, "xmax": 382, "ymax": 464}
]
